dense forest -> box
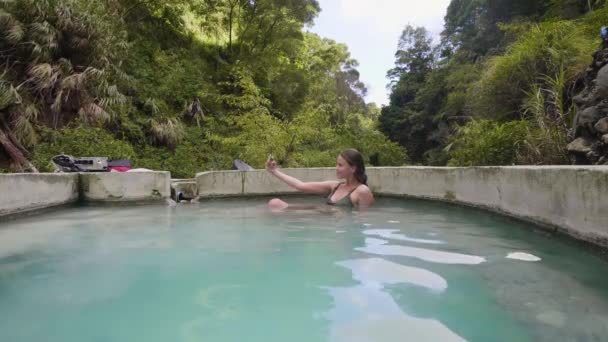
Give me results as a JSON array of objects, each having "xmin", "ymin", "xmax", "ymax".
[
  {"xmin": 380, "ymin": 0, "xmax": 608, "ymax": 166},
  {"xmin": 0, "ymin": 0, "xmax": 607, "ymax": 177}
]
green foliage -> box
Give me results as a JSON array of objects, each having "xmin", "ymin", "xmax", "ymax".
[
  {"xmin": 134, "ymin": 127, "xmax": 208, "ymax": 178},
  {"xmin": 545, "ymin": 0, "xmax": 606, "ymax": 19},
  {"xmin": 470, "ymin": 20, "xmax": 595, "ymax": 119},
  {"xmin": 126, "ymin": 40, "xmax": 213, "ymax": 112},
  {"xmin": 380, "ymin": 25, "xmax": 438, "ymax": 163},
  {"xmin": 518, "ymin": 67, "xmax": 572, "ymax": 164},
  {"xmin": 442, "ymin": 0, "xmax": 548, "ymax": 60},
  {"xmin": 377, "ymin": 1, "xmax": 608, "ymax": 167},
  {"xmin": 447, "ymin": 114, "xmax": 570, "ymax": 166},
  {"xmin": 349, "ymin": 118, "xmax": 408, "ymax": 166},
  {"xmin": 447, "ymin": 120, "xmax": 529, "ymax": 166},
  {"xmin": 423, "ymin": 147, "xmax": 450, "ymax": 166},
  {"xmin": 387, "ymin": 25, "xmax": 434, "ymax": 84},
  {"xmin": 148, "ymin": 117, "xmax": 185, "ymax": 147},
  {"xmin": 32, "ymin": 127, "xmax": 136, "ymax": 172},
  {"xmin": 204, "ymin": 106, "xmax": 407, "ymax": 171},
  {"xmin": 0, "ymin": 0, "xmax": 129, "ymax": 157},
  {"xmin": 0, "ymin": 0, "xmax": 399, "ymax": 177}
]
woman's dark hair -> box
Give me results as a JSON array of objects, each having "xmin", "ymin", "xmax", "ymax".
[{"xmin": 340, "ymin": 149, "xmax": 367, "ymax": 185}]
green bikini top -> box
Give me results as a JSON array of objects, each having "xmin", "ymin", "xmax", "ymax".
[{"xmin": 327, "ymin": 183, "xmax": 359, "ymax": 207}]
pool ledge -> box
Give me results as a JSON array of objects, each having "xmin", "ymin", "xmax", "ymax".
[
  {"xmin": 196, "ymin": 166, "xmax": 608, "ymax": 248},
  {"xmin": 0, "ymin": 172, "xmax": 170, "ymax": 217},
  {"xmin": 1, "ymin": 167, "xmax": 605, "ymax": 249}
]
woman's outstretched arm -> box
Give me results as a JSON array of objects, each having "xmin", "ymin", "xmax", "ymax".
[{"xmin": 266, "ymin": 159, "xmax": 336, "ymax": 195}]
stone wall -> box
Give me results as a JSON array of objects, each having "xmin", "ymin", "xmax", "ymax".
[
  {"xmin": 196, "ymin": 166, "xmax": 608, "ymax": 247},
  {"xmin": 569, "ymin": 44, "xmax": 608, "ymax": 164}
]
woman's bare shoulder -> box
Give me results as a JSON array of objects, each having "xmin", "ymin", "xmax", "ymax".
[{"xmin": 355, "ymin": 184, "xmax": 372, "ymax": 193}]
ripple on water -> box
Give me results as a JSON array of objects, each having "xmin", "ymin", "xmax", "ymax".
[
  {"xmin": 357, "ymin": 238, "xmax": 486, "ymax": 265},
  {"xmin": 363, "ymin": 229, "xmax": 445, "ymax": 245}
]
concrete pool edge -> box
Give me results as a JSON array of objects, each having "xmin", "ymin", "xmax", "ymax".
[
  {"xmin": 0, "ymin": 173, "xmax": 79, "ymax": 217},
  {"xmin": 1, "ymin": 166, "xmax": 605, "ymax": 249},
  {"xmin": 0, "ymin": 172, "xmax": 171, "ymax": 217},
  {"xmin": 195, "ymin": 166, "xmax": 608, "ymax": 248},
  {"xmin": 378, "ymin": 193, "xmax": 608, "ymax": 251}
]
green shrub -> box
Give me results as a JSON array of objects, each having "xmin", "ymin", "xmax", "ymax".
[
  {"xmin": 350, "ymin": 126, "xmax": 408, "ymax": 166},
  {"xmin": 470, "ymin": 20, "xmax": 595, "ymax": 119},
  {"xmin": 447, "ymin": 120, "xmax": 529, "ymax": 166},
  {"xmin": 517, "ymin": 68, "xmax": 572, "ymax": 165},
  {"xmin": 424, "ymin": 147, "xmax": 450, "ymax": 166},
  {"xmin": 134, "ymin": 127, "xmax": 209, "ymax": 178}
]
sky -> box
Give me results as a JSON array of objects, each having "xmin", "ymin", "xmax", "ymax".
[{"xmin": 309, "ymin": 0, "xmax": 452, "ymax": 106}]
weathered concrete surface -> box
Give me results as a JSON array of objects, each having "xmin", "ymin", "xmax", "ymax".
[
  {"xmin": 196, "ymin": 166, "xmax": 608, "ymax": 247},
  {"xmin": 80, "ymin": 171, "xmax": 171, "ymax": 202},
  {"xmin": 0, "ymin": 173, "xmax": 79, "ymax": 217},
  {"xmin": 196, "ymin": 168, "xmax": 337, "ymax": 197},
  {"xmin": 171, "ymin": 179, "xmax": 198, "ymax": 200},
  {"xmin": 196, "ymin": 171, "xmax": 244, "ymax": 197}
]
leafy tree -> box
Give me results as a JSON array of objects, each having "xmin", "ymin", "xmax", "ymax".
[
  {"xmin": 442, "ymin": 0, "xmax": 548, "ymax": 60},
  {"xmin": 0, "ymin": 0, "xmax": 408, "ymax": 174},
  {"xmin": 380, "ymin": 25, "xmax": 437, "ymax": 163},
  {"xmin": 0, "ymin": 0, "xmax": 128, "ymax": 171}
]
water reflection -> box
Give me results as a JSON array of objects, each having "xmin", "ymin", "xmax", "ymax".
[
  {"xmin": 336, "ymin": 258, "xmax": 447, "ymax": 291},
  {"xmin": 357, "ymin": 238, "xmax": 486, "ymax": 265},
  {"xmin": 363, "ymin": 229, "xmax": 445, "ymax": 245},
  {"xmin": 326, "ymin": 257, "xmax": 464, "ymax": 342}
]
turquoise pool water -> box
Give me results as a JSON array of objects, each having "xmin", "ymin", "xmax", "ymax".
[{"xmin": 0, "ymin": 197, "xmax": 607, "ymax": 342}]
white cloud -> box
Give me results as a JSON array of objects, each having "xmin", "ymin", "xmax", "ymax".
[
  {"xmin": 339, "ymin": 0, "xmax": 449, "ymax": 35},
  {"xmin": 312, "ymin": 0, "xmax": 452, "ymax": 105}
]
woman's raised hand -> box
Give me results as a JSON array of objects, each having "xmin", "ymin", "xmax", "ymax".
[{"xmin": 266, "ymin": 155, "xmax": 278, "ymax": 173}]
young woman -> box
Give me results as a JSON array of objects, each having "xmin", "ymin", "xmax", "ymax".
[{"xmin": 266, "ymin": 149, "xmax": 374, "ymax": 210}]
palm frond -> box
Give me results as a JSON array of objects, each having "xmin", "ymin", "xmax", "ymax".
[
  {"xmin": 0, "ymin": 81, "xmax": 21, "ymax": 110},
  {"xmin": 0, "ymin": 10, "xmax": 24, "ymax": 44},
  {"xmin": 149, "ymin": 117, "xmax": 185, "ymax": 147},
  {"xmin": 6, "ymin": 21, "xmax": 24, "ymax": 43},
  {"xmin": 144, "ymin": 98, "xmax": 160, "ymax": 116},
  {"xmin": 51, "ymin": 90, "xmax": 63, "ymax": 114},
  {"xmin": 30, "ymin": 41, "xmax": 44, "ymax": 58},
  {"xmin": 28, "ymin": 63, "xmax": 57, "ymax": 91},
  {"xmin": 10, "ymin": 109, "xmax": 36, "ymax": 147},
  {"xmin": 57, "ymin": 58, "xmax": 73, "ymax": 75},
  {"xmin": 30, "ymin": 21, "xmax": 58, "ymax": 52},
  {"xmin": 23, "ymin": 104, "xmax": 39, "ymax": 121},
  {"xmin": 60, "ymin": 72, "xmax": 86, "ymax": 91},
  {"xmin": 99, "ymin": 85, "xmax": 126, "ymax": 108},
  {"xmin": 0, "ymin": 9, "xmax": 12, "ymax": 27},
  {"xmin": 55, "ymin": 4, "xmax": 73, "ymax": 31},
  {"xmin": 78, "ymin": 102, "xmax": 110, "ymax": 125},
  {"xmin": 83, "ymin": 67, "xmax": 104, "ymax": 80}
]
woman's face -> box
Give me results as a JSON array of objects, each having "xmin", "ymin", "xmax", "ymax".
[{"xmin": 336, "ymin": 155, "xmax": 355, "ymax": 179}]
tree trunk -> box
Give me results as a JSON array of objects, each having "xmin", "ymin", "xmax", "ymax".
[
  {"xmin": 5, "ymin": 127, "xmax": 31, "ymax": 158},
  {"xmin": 0, "ymin": 128, "xmax": 37, "ymax": 172}
]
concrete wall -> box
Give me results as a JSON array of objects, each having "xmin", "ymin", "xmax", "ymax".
[
  {"xmin": 0, "ymin": 173, "xmax": 79, "ymax": 217},
  {"xmin": 80, "ymin": 172, "xmax": 171, "ymax": 202},
  {"xmin": 2, "ymin": 167, "xmax": 606, "ymax": 248},
  {"xmin": 196, "ymin": 166, "xmax": 608, "ymax": 247},
  {"xmin": 196, "ymin": 168, "xmax": 336, "ymax": 197},
  {"xmin": 0, "ymin": 172, "xmax": 171, "ymax": 217}
]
